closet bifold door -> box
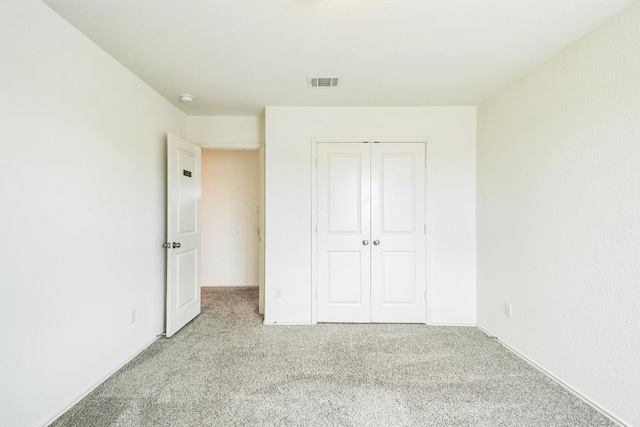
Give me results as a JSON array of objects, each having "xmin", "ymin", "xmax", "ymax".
[
  {"xmin": 317, "ymin": 143, "xmax": 372, "ymax": 322},
  {"xmin": 370, "ymin": 143, "xmax": 426, "ymax": 323}
]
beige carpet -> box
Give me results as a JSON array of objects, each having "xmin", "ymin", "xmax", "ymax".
[{"xmin": 52, "ymin": 287, "xmax": 613, "ymax": 426}]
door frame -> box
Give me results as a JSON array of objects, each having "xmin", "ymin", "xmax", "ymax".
[
  {"xmin": 200, "ymin": 143, "xmax": 266, "ymax": 316},
  {"xmin": 310, "ymin": 137, "xmax": 430, "ymax": 325}
]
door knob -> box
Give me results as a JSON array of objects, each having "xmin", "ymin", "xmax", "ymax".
[
  {"xmin": 373, "ymin": 240, "xmax": 380, "ymax": 246},
  {"xmin": 172, "ymin": 242, "xmax": 181, "ymax": 249},
  {"xmin": 362, "ymin": 240, "xmax": 369, "ymax": 246},
  {"xmin": 162, "ymin": 242, "xmax": 171, "ymax": 249}
]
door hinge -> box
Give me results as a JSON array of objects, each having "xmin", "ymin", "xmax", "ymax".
[
  {"xmin": 423, "ymin": 224, "xmax": 426, "ymax": 234},
  {"xmin": 424, "ymin": 291, "xmax": 427, "ymax": 301},
  {"xmin": 315, "ymin": 158, "xmax": 318, "ymax": 167},
  {"xmin": 315, "ymin": 224, "xmax": 318, "ymax": 233}
]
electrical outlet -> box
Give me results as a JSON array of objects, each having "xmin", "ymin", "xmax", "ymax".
[
  {"xmin": 275, "ymin": 288, "xmax": 283, "ymax": 299},
  {"xmin": 131, "ymin": 308, "xmax": 137, "ymax": 323},
  {"xmin": 504, "ymin": 303, "xmax": 513, "ymax": 318}
]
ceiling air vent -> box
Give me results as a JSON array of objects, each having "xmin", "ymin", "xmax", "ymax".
[{"xmin": 308, "ymin": 77, "xmax": 340, "ymax": 88}]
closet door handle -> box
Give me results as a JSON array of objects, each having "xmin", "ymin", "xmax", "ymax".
[
  {"xmin": 373, "ymin": 240, "xmax": 380, "ymax": 246},
  {"xmin": 362, "ymin": 240, "xmax": 369, "ymax": 246},
  {"xmin": 172, "ymin": 242, "xmax": 181, "ymax": 249}
]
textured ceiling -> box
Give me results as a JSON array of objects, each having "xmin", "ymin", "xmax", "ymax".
[{"xmin": 42, "ymin": 0, "xmax": 636, "ymax": 115}]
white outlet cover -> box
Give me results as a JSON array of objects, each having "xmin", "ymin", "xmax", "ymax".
[{"xmin": 504, "ymin": 303, "xmax": 513, "ymax": 318}]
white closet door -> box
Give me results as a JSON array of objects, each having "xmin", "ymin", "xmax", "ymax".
[
  {"xmin": 370, "ymin": 143, "xmax": 426, "ymax": 323},
  {"xmin": 317, "ymin": 143, "xmax": 371, "ymax": 322}
]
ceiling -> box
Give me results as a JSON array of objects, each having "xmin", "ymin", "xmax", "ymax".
[{"xmin": 42, "ymin": 0, "xmax": 635, "ymax": 116}]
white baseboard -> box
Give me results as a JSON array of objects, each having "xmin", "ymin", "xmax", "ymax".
[
  {"xmin": 476, "ymin": 325, "xmax": 628, "ymax": 427},
  {"xmin": 427, "ymin": 322, "xmax": 477, "ymax": 327},
  {"xmin": 40, "ymin": 335, "xmax": 161, "ymax": 427},
  {"xmin": 263, "ymin": 321, "xmax": 477, "ymax": 327},
  {"xmin": 263, "ymin": 320, "xmax": 313, "ymax": 326},
  {"xmin": 201, "ymin": 284, "xmax": 258, "ymax": 288}
]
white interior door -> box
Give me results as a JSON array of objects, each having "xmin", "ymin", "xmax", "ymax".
[
  {"xmin": 166, "ymin": 133, "xmax": 201, "ymax": 337},
  {"xmin": 316, "ymin": 142, "xmax": 426, "ymax": 323},
  {"xmin": 370, "ymin": 143, "xmax": 426, "ymax": 323},
  {"xmin": 317, "ymin": 143, "xmax": 371, "ymax": 322}
]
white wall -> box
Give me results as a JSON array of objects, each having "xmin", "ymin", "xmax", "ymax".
[
  {"xmin": 0, "ymin": 1, "xmax": 187, "ymax": 426},
  {"xmin": 265, "ymin": 107, "xmax": 476, "ymax": 325},
  {"xmin": 187, "ymin": 115, "xmax": 264, "ymax": 148},
  {"xmin": 201, "ymin": 150, "xmax": 260, "ymax": 286},
  {"xmin": 477, "ymin": 3, "xmax": 640, "ymax": 425}
]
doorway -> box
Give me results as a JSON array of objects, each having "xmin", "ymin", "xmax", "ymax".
[
  {"xmin": 201, "ymin": 148, "xmax": 264, "ymax": 314},
  {"xmin": 314, "ymin": 141, "xmax": 427, "ymax": 323}
]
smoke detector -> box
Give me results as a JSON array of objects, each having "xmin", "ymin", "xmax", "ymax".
[
  {"xmin": 308, "ymin": 77, "xmax": 340, "ymax": 88},
  {"xmin": 180, "ymin": 94, "xmax": 195, "ymax": 102}
]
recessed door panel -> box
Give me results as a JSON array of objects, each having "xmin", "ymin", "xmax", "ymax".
[
  {"xmin": 329, "ymin": 155, "xmax": 362, "ymax": 233},
  {"xmin": 178, "ymin": 148, "xmax": 198, "ymax": 235},
  {"xmin": 328, "ymin": 252, "xmax": 363, "ymax": 304},
  {"xmin": 381, "ymin": 252, "xmax": 416, "ymax": 304},
  {"xmin": 380, "ymin": 154, "xmax": 415, "ymax": 233},
  {"xmin": 177, "ymin": 249, "xmax": 198, "ymax": 309}
]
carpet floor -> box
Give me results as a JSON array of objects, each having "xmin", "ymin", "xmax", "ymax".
[{"xmin": 52, "ymin": 287, "xmax": 613, "ymax": 426}]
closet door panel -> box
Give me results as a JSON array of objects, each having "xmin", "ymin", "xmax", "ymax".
[
  {"xmin": 370, "ymin": 143, "xmax": 426, "ymax": 323},
  {"xmin": 317, "ymin": 143, "xmax": 371, "ymax": 322}
]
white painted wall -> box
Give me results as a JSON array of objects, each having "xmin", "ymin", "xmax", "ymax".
[
  {"xmin": 0, "ymin": 1, "xmax": 187, "ymax": 425},
  {"xmin": 187, "ymin": 115, "xmax": 264, "ymax": 148},
  {"xmin": 201, "ymin": 150, "xmax": 260, "ymax": 286},
  {"xmin": 477, "ymin": 3, "xmax": 640, "ymax": 425},
  {"xmin": 265, "ymin": 107, "xmax": 476, "ymax": 325}
]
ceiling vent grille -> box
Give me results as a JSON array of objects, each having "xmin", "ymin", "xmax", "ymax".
[{"xmin": 308, "ymin": 77, "xmax": 340, "ymax": 88}]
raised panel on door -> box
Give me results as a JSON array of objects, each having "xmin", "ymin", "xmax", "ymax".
[
  {"xmin": 328, "ymin": 252, "xmax": 364, "ymax": 304},
  {"xmin": 177, "ymin": 148, "xmax": 198, "ymax": 235},
  {"xmin": 176, "ymin": 249, "xmax": 198, "ymax": 309},
  {"xmin": 317, "ymin": 143, "xmax": 371, "ymax": 322},
  {"xmin": 381, "ymin": 252, "xmax": 416, "ymax": 303},
  {"xmin": 370, "ymin": 143, "xmax": 426, "ymax": 323}
]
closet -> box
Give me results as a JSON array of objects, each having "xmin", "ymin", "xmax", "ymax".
[{"xmin": 316, "ymin": 142, "xmax": 426, "ymax": 323}]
